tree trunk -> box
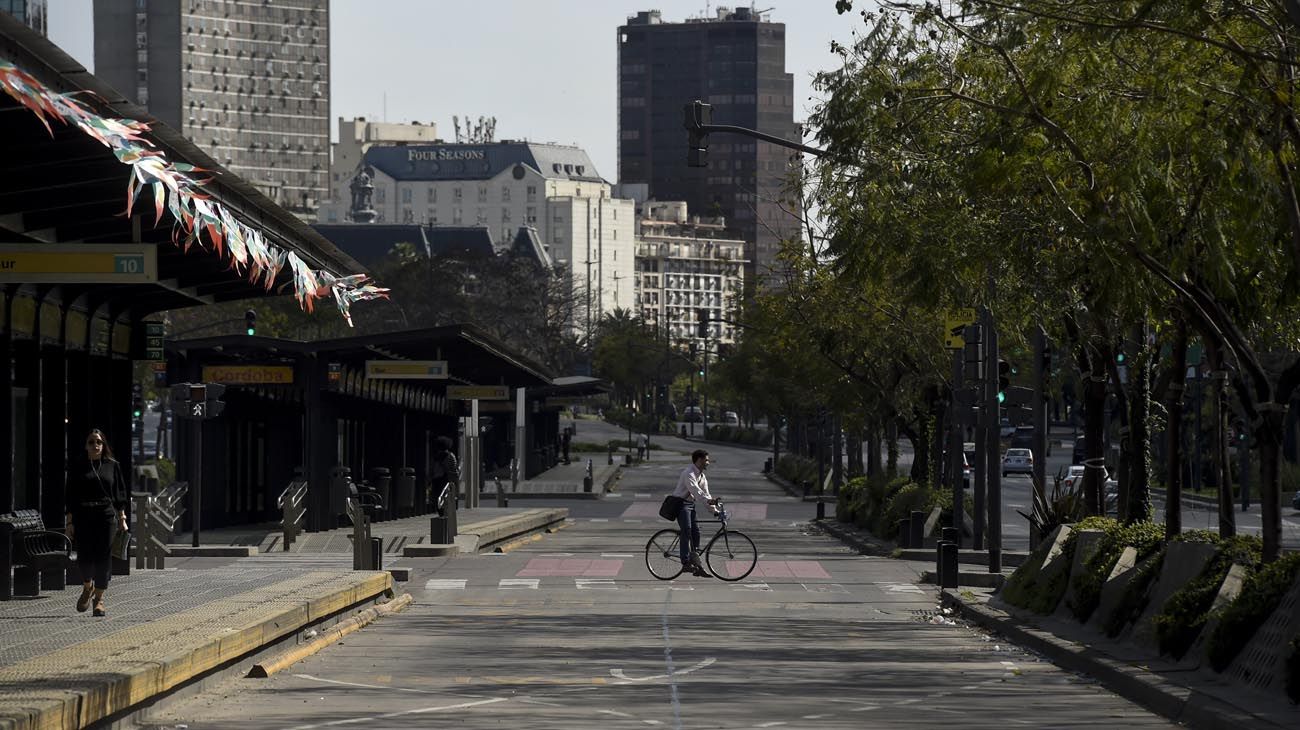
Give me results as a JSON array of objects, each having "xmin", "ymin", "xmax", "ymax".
[
  {"xmin": 1258, "ymin": 405, "xmax": 1286, "ymax": 563},
  {"xmin": 867, "ymin": 424, "xmax": 882, "ymax": 478},
  {"xmin": 1083, "ymin": 358, "xmax": 1108, "ymax": 515},
  {"xmin": 886, "ymin": 418, "xmax": 899, "ymax": 478},
  {"xmin": 1214, "ymin": 372, "xmax": 1235, "ymax": 538},
  {"xmin": 1164, "ymin": 322, "xmax": 1188, "ymax": 538},
  {"xmin": 931, "ymin": 407, "xmax": 945, "ymax": 491},
  {"xmin": 1127, "ymin": 333, "xmax": 1153, "ymax": 523}
]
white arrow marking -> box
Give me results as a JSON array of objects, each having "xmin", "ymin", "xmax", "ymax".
[{"xmin": 610, "ymin": 657, "xmax": 716, "ymax": 683}]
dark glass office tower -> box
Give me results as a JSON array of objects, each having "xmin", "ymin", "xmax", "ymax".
[
  {"xmin": 619, "ymin": 8, "xmax": 801, "ymax": 291},
  {"xmin": 93, "ymin": 0, "xmax": 328, "ymax": 219},
  {"xmin": 1, "ymin": 0, "xmax": 46, "ymax": 35}
]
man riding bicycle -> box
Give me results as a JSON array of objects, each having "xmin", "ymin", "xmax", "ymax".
[{"xmin": 673, "ymin": 449, "xmax": 718, "ymax": 576}]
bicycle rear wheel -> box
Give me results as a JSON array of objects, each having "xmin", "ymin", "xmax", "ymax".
[
  {"xmin": 645, "ymin": 529, "xmax": 684, "ymax": 580},
  {"xmin": 705, "ymin": 529, "xmax": 757, "ymax": 581}
]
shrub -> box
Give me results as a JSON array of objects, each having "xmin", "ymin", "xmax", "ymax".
[
  {"xmin": 877, "ymin": 481, "xmax": 941, "ymax": 539},
  {"xmin": 1066, "ymin": 519, "xmax": 1166, "ymax": 623},
  {"xmin": 1002, "ymin": 528, "xmax": 1081, "ymax": 614},
  {"xmin": 775, "ymin": 454, "xmax": 818, "ymax": 487},
  {"xmin": 1152, "ymin": 535, "xmax": 1262, "ymax": 659},
  {"xmin": 1206, "ymin": 552, "xmax": 1300, "ymax": 672},
  {"xmin": 836, "ymin": 476, "xmax": 866, "ymax": 523},
  {"xmin": 1102, "ymin": 546, "xmax": 1167, "ymax": 638},
  {"xmin": 147, "ymin": 457, "xmax": 177, "ymax": 487}
]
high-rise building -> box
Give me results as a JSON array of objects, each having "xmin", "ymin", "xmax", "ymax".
[
  {"xmin": 1, "ymin": 0, "xmax": 45, "ymax": 35},
  {"xmin": 93, "ymin": 0, "xmax": 329, "ymax": 218},
  {"xmin": 618, "ymin": 7, "xmax": 801, "ymax": 291}
]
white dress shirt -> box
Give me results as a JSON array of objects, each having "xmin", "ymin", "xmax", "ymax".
[{"xmin": 672, "ymin": 462, "xmax": 713, "ymax": 510}]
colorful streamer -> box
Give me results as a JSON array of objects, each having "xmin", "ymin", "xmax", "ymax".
[{"xmin": 0, "ymin": 59, "xmax": 388, "ymax": 324}]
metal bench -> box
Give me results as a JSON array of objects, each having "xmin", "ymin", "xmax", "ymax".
[{"xmin": 0, "ymin": 509, "xmax": 72, "ymax": 600}]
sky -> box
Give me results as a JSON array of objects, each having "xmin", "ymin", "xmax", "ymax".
[{"xmin": 47, "ymin": 1, "xmax": 865, "ymax": 184}]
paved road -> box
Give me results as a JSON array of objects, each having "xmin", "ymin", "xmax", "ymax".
[{"xmin": 146, "ymin": 433, "xmax": 1176, "ymax": 729}]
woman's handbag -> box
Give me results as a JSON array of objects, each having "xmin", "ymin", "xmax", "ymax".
[
  {"xmin": 659, "ymin": 495, "xmax": 685, "ymax": 521},
  {"xmin": 110, "ymin": 528, "xmax": 131, "ymax": 561}
]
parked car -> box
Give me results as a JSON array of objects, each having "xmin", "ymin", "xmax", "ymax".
[
  {"xmin": 682, "ymin": 406, "xmax": 703, "ymax": 423},
  {"xmin": 1057, "ymin": 464, "xmax": 1119, "ymax": 513},
  {"xmin": 1002, "ymin": 448, "xmax": 1034, "ymax": 477},
  {"xmin": 1071, "ymin": 439, "xmax": 1087, "ymax": 466},
  {"xmin": 1292, "ymin": 490, "xmax": 1300, "ymax": 511},
  {"xmin": 723, "ymin": 411, "xmax": 741, "ymax": 426}
]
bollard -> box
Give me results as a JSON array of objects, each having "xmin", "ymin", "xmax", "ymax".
[
  {"xmin": 608, "ymin": 445, "xmax": 614, "ymax": 465},
  {"xmin": 815, "ymin": 498, "xmax": 825, "ymax": 521},
  {"xmin": 368, "ymin": 467, "xmax": 392, "ymax": 522},
  {"xmin": 897, "ymin": 519, "xmax": 911, "ymax": 548},
  {"xmin": 802, "ymin": 480, "xmax": 812, "ymax": 498},
  {"xmin": 908, "ymin": 510, "xmax": 925, "ymax": 549},
  {"xmin": 624, "ymin": 454, "xmax": 632, "ymax": 466},
  {"xmin": 495, "ymin": 476, "xmax": 508, "ymax": 508},
  {"xmin": 764, "ymin": 458, "xmax": 772, "ymax": 474},
  {"xmin": 370, "ymin": 536, "xmax": 384, "ymax": 571},
  {"xmin": 940, "ymin": 542, "xmax": 959, "ymax": 589}
]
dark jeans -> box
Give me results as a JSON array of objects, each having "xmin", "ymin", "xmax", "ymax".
[
  {"xmin": 676, "ymin": 500, "xmax": 700, "ymax": 564},
  {"xmin": 73, "ymin": 504, "xmax": 115, "ymax": 590}
]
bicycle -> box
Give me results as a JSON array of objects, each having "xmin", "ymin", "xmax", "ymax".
[{"xmin": 644, "ymin": 499, "xmax": 757, "ymax": 581}]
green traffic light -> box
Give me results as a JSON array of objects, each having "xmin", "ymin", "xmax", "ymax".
[
  {"xmin": 133, "ymin": 410, "xmax": 142, "ymax": 419},
  {"xmin": 997, "ymin": 391, "xmax": 1006, "ymax": 404},
  {"xmin": 1116, "ymin": 353, "xmax": 1126, "ymax": 364},
  {"xmin": 246, "ymin": 327, "xmax": 256, "ymax": 336}
]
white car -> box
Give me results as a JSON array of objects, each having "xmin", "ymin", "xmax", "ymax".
[
  {"xmin": 723, "ymin": 411, "xmax": 740, "ymax": 426},
  {"xmin": 1058, "ymin": 464, "xmax": 1119, "ymax": 513},
  {"xmin": 1002, "ymin": 448, "xmax": 1033, "ymax": 477}
]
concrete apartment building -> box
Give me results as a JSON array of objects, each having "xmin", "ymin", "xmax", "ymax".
[
  {"xmin": 618, "ymin": 7, "xmax": 801, "ymax": 291},
  {"xmin": 1, "ymin": 0, "xmax": 45, "ymax": 35},
  {"xmin": 634, "ymin": 202, "xmax": 745, "ymax": 347},
  {"xmin": 93, "ymin": 0, "xmax": 329, "ymax": 218},
  {"xmin": 343, "ymin": 141, "xmax": 636, "ymax": 336}
]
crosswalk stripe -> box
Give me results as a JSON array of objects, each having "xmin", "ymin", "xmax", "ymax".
[
  {"xmin": 425, "ymin": 578, "xmax": 467, "ymax": 590},
  {"xmin": 575, "ymin": 579, "xmax": 617, "ymax": 590},
  {"xmin": 499, "ymin": 578, "xmax": 539, "ymax": 589}
]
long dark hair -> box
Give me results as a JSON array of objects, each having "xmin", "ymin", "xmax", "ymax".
[{"xmin": 85, "ymin": 428, "xmax": 116, "ymax": 462}]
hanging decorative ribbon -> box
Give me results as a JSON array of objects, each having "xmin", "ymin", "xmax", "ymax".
[{"xmin": 0, "ymin": 59, "xmax": 388, "ymax": 325}]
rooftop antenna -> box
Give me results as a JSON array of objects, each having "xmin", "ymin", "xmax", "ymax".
[{"xmin": 382, "ymin": 92, "xmax": 387, "ymax": 122}]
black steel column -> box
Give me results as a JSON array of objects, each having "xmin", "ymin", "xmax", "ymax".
[
  {"xmin": 983, "ymin": 307, "xmax": 1002, "ymax": 574},
  {"xmin": 1031, "ymin": 327, "xmax": 1048, "ymax": 549},
  {"xmin": 949, "ymin": 348, "xmax": 964, "ymax": 546}
]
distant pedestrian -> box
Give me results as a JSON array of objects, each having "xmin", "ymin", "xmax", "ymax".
[
  {"xmin": 65, "ymin": 429, "xmax": 128, "ymax": 617},
  {"xmin": 429, "ymin": 436, "xmax": 460, "ymax": 514},
  {"xmin": 562, "ymin": 428, "xmax": 572, "ymax": 465},
  {"xmin": 639, "ymin": 433, "xmax": 649, "ymax": 461},
  {"xmin": 673, "ymin": 449, "xmax": 719, "ymax": 576}
]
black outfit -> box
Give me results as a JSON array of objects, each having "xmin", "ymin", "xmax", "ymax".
[{"xmin": 65, "ymin": 459, "xmax": 128, "ymax": 589}]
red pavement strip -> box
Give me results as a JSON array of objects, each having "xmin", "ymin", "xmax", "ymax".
[
  {"xmin": 620, "ymin": 502, "xmax": 768, "ymax": 520},
  {"xmin": 517, "ymin": 558, "xmax": 625, "ymax": 577}
]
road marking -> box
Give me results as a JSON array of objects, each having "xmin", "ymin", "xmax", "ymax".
[
  {"xmin": 424, "ymin": 579, "xmax": 467, "ymax": 590},
  {"xmin": 802, "ymin": 583, "xmax": 849, "ymax": 594},
  {"xmin": 735, "ymin": 583, "xmax": 771, "ymax": 591},
  {"xmin": 281, "ymin": 696, "xmax": 509, "ymax": 729},
  {"xmin": 590, "ymin": 518, "xmax": 609, "ymax": 522},
  {"xmin": 540, "ymin": 553, "xmax": 575, "ymax": 557},
  {"xmin": 293, "ymin": 674, "xmax": 440, "ymax": 695},
  {"xmin": 882, "ymin": 583, "xmax": 925, "ymax": 594},
  {"xmin": 651, "ymin": 585, "xmax": 694, "ymax": 591},
  {"xmin": 659, "ymin": 591, "xmax": 685, "ymax": 730},
  {"xmin": 599, "ymin": 710, "xmax": 636, "ymax": 718},
  {"xmin": 576, "ymin": 579, "xmax": 617, "ymax": 590},
  {"xmin": 610, "ymin": 657, "xmax": 717, "ymax": 683},
  {"xmin": 499, "ymin": 578, "xmax": 539, "ymax": 589},
  {"xmin": 602, "ymin": 553, "xmax": 634, "ymax": 558},
  {"xmin": 802, "ymin": 715, "xmax": 830, "ymax": 720},
  {"xmin": 756, "ymin": 723, "xmax": 787, "ymax": 728},
  {"xmin": 635, "ymin": 493, "xmax": 652, "ymax": 498},
  {"xmin": 623, "ymin": 519, "xmax": 644, "ymax": 523}
]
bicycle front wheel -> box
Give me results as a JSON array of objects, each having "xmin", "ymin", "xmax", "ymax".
[
  {"xmin": 705, "ymin": 529, "xmax": 757, "ymax": 581},
  {"xmin": 645, "ymin": 529, "xmax": 684, "ymax": 580}
]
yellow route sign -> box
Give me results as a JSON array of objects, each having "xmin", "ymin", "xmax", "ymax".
[
  {"xmin": 446, "ymin": 385, "xmax": 510, "ymax": 401},
  {"xmin": 0, "ymin": 244, "xmax": 157, "ymax": 283},
  {"xmin": 944, "ymin": 308, "xmax": 977, "ymax": 349}
]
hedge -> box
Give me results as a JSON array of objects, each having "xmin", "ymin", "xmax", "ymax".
[
  {"xmin": 1002, "ymin": 528, "xmax": 1081, "ymax": 615},
  {"xmin": 1206, "ymin": 552, "xmax": 1300, "ymax": 672},
  {"xmin": 1102, "ymin": 546, "xmax": 1166, "ymax": 638},
  {"xmin": 1152, "ymin": 534, "xmax": 1262, "ymax": 660}
]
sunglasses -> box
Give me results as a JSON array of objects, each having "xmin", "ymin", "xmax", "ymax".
[{"xmin": 86, "ymin": 440, "xmax": 103, "ymax": 446}]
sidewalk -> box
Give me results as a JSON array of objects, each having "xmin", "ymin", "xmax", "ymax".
[
  {"xmin": 0, "ymin": 500, "xmax": 571, "ymax": 728},
  {"xmin": 482, "ymin": 458, "xmax": 621, "ymax": 499},
  {"xmin": 942, "ymin": 587, "xmax": 1300, "ymax": 730}
]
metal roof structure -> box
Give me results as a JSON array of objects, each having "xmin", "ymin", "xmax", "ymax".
[{"xmin": 0, "ymin": 13, "xmax": 364, "ymax": 319}]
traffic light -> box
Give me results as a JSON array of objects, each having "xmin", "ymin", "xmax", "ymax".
[
  {"xmin": 131, "ymin": 382, "xmax": 144, "ymax": 420},
  {"xmin": 244, "ymin": 309, "xmax": 257, "ymax": 336},
  {"xmin": 962, "ymin": 325, "xmax": 984, "ymax": 382},
  {"xmin": 697, "ymin": 308, "xmax": 709, "ymax": 339},
  {"xmin": 997, "ymin": 359, "xmax": 1011, "ymax": 403},
  {"xmin": 1116, "ymin": 351, "xmax": 1126, "ymax": 365},
  {"xmin": 684, "ymin": 100, "xmax": 712, "ymax": 168},
  {"xmin": 206, "ymin": 383, "xmax": 226, "ymax": 418}
]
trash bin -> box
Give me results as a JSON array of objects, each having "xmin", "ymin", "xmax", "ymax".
[
  {"xmin": 431, "ymin": 516, "xmax": 452, "ymax": 544},
  {"xmin": 395, "ymin": 467, "xmax": 415, "ymax": 518},
  {"xmin": 368, "ymin": 467, "xmax": 392, "ymax": 521}
]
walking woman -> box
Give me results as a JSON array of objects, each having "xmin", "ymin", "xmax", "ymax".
[{"xmin": 64, "ymin": 429, "xmax": 128, "ymax": 616}]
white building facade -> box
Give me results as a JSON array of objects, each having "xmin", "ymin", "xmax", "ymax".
[
  {"xmin": 634, "ymin": 202, "xmax": 746, "ymax": 347},
  {"xmin": 317, "ymin": 117, "xmax": 440, "ymax": 224},
  {"xmin": 328, "ymin": 141, "xmax": 635, "ymax": 332}
]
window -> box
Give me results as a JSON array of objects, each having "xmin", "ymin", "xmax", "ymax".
[
  {"xmin": 501, "ymin": 186, "xmax": 511, "ymax": 202},
  {"xmin": 453, "ymin": 187, "xmax": 462, "ymax": 201},
  {"xmin": 375, "ymin": 188, "xmax": 386, "ymax": 203},
  {"xmin": 476, "ymin": 208, "xmax": 486, "ymax": 224},
  {"xmin": 452, "ymin": 208, "xmax": 463, "ymax": 224},
  {"xmin": 527, "ymin": 185, "xmax": 537, "ymax": 202},
  {"xmin": 427, "ymin": 187, "xmax": 436, "ymax": 203},
  {"xmin": 502, "ymin": 208, "xmax": 512, "ymax": 222},
  {"xmin": 526, "ymin": 206, "xmax": 537, "ymax": 223},
  {"xmin": 401, "ymin": 188, "xmax": 412, "ymax": 203},
  {"xmin": 427, "ymin": 209, "xmax": 437, "ymax": 223},
  {"xmin": 477, "ymin": 185, "xmax": 487, "ymax": 203}
]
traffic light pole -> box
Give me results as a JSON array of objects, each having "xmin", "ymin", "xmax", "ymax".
[
  {"xmin": 1032, "ymin": 327, "xmax": 1049, "ymax": 549},
  {"xmin": 192, "ymin": 417, "xmax": 202, "ymax": 547},
  {"xmin": 949, "ymin": 348, "xmax": 964, "ymax": 547}
]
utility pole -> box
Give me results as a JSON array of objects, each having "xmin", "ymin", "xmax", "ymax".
[
  {"xmin": 963, "ymin": 323, "xmax": 985, "ymax": 551},
  {"xmin": 949, "ymin": 347, "xmax": 964, "ymax": 547},
  {"xmin": 982, "ymin": 306, "xmax": 1002, "ymax": 574}
]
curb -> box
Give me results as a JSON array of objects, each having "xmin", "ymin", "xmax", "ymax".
[
  {"xmin": 248, "ymin": 592, "xmax": 413, "ymax": 678},
  {"xmin": 680, "ymin": 435, "xmax": 774, "ymax": 453},
  {"xmin": 940, "ymin": 590, "xmax": 1290, "ymax": 730}
]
